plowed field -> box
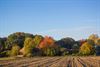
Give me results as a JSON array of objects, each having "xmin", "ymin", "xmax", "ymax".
[{"xmin": 0, "ymin": 56, "xmax": 100, "ymax": 67}]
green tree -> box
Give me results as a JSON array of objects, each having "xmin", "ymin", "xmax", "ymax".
[
  {"xmin": 0, "ymin": 38, "xmax": 7, "ymax": 52},
  {"xmin": 72, "ymin": 43, "xmax": 80, "ymax": 54},
  {"xmin": 6, "ymin": 32, "xmax": 24, "ymax": 49},
  {"xmin": 24, "ymin": 33, "xmax": 34, "ymax": 38},
  {"xmin": 60, "ymin": 48, "xmax": 69, "ymax": 56},
  {"xmin": 6, "ymin": 32, "xmax": 34, "ymax": 50},
  {"xmin": 42, "ymin": 47, "xmax": 58, "ymax": 56},
  {"xmin": 55, "ymin": 37, "xmax": 75, "ymax": 49},
  {"xmin": 0, "ymin": 38, "xmax": 8, "ymax": 57}
]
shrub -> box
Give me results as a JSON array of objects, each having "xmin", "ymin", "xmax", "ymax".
[
  {"xmin": 0, "ymin": 50, "xmax": 11, "ymax": 57},
  {"xmin": 41, "ymin": 47, "xmax": 60, "ymax": 56},
  {"xmin": 0, "ymin": 51, "xmax": 7, "ymax": 57},
  {"xmin": 60, "ymin": 48, "xmax": 69, "ymax": 55},
  {"xmin": 95, "ymin": 45, "xmax": 100, "ymax": 56}
]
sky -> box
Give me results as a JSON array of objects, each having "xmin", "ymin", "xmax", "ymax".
[{"xmin": 0, "ymin": 0, "xmax": 100, "ymax": 40}]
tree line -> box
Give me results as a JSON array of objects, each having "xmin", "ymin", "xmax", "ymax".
[{"xmin": 0, "ymin": 32, "xmax": 100, "ymax": 57}]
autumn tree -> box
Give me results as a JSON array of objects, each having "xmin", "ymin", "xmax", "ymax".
[
  {"xmin": 88, "ymin": 34, "xmax": 99, "ymax": 41},
  {"xmin": 33, "ymin": 35, "xmax": 43, "ymax": 47},
  {"xmin": 22, "ymin": 37, "xmax": 41, "ymax": 57},
  {"xmin": 86, "ymin": 39, "xmax": 95, "ymax": 46},
  {"xmin": 79, "ymin": 42, "xmax": 95, "ymax": 55},
  {"xmin": 95, "ymin": 38, "xmax": 100, "ymax": 46},
  {"xmin": 78, "ymin": 39, "xmax": 87, "ymax": 46},
  {"xmin": 23, "ymin": 38, "xmax": 34, "ymax": 57},
  {"xmin": 10, "ymin": 44, "xmax": 20, "ymax": 56},
  {"xmin": 38, "ymin": 36, "xmax": 60, "ymax": 56},
  {"xmin": 88, "ymin": 34, "xmax": 99, "ymax": 45},
  {"xmin": 38, "ymin": 36, "xmax": 55, "ymax": 49}
]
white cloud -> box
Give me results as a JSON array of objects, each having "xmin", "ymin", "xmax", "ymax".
[{"xmin": 34, "ymin": 26, "xmax": 100, "ymax": 40}]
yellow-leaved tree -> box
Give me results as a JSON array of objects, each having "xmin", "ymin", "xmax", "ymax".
[
  {"xmin": 10, "ymin": 44, "xmax": 20, "ymax": 56},
  {"xmin": 79, "ymin": 42, "xmax": 95, "ymax": 55},
  {"xmin": 20, "ymin": 37, "xmax": 35, "ymax": 57}
]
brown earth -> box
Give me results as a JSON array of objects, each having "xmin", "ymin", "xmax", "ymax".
[{"xmin": 0, "ymin": 56, "xmax": 100, "ymax": 67}]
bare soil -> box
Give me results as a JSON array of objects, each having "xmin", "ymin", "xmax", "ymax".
[{"xmin": 0, "ymin": 56, "xmax": 100, "ymax": 67}]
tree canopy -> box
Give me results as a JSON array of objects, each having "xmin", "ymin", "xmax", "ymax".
[{"xmin": 0, "ymin": 32, "xmax": 100, "ymax": 57}]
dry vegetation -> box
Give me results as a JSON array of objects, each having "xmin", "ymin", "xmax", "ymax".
[{"xmin": 0, "ymin": 56, "xmax": 100, "ymax": 67}]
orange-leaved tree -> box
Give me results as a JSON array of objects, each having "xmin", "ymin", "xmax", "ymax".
[
  {"xmin": 38, "ymin": 36, "xmax": 60, "ymax": 56},
  {"xmin": 38, "ymin": 36, "xmax": 55, "ymax": 49}
]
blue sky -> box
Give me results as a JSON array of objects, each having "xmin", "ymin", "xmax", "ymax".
[{"xmin": 0, "ymin": 0, "xmax": 100, "ymax": 40}]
